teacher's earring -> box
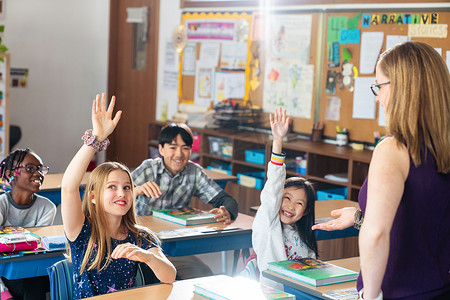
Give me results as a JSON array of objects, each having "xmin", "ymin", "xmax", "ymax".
[{"xmin": 8, "ymin": 176, "xmax": 15, "ymax": 183}]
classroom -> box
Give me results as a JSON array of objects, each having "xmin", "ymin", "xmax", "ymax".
[{"xmin": 0, "ymin": 0, "xmax": 449, "ymax": 299}]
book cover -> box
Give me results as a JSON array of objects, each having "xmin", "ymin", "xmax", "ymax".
[
  {"xmin": 152, "ymin": 207, "xmax": 217, "ymax": 226},
  {"xmin": 193, "ymin": 276, "xmax": 295, "ymax": 300},
  {"xmin": 0, "ymin": 251, "xmax": 23, "ymax": 260},
  {"xmin": 267, "ymin": 258, "xmax": 358, "ymax": 287}
]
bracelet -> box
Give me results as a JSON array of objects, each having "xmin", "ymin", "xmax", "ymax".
[
  {"xmin": 354, "ymin": 208, "xmax": 363, "ymax": 229},
  {"xmin": 82, "ymin": 129, "xmax": 110, "ymax": 152},
  {"xmin": 359, "ymin": 289, "xmax": 383, "ymax": 300},
  {"xmin": 271, "ymin": 152, "xmax": 285, "ymax": 166}
]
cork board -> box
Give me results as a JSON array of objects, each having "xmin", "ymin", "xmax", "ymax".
[{"xmin": 320, "ymin": 11, "xmax": 450, "ymax": 143}]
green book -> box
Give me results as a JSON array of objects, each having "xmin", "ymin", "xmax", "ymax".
[
  {"xmin": 267, "ymin": 258, "xmax": 358, "ymax": 287},
  {"xmin": 152, "ymin": 207, "xmax": 217, "ymax": 226},
  {"xmin": 193, "ymin": 275, "xmax": 296, "ymax": 300}
]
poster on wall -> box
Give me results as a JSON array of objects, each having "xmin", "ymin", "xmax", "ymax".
[
  {"xmin": 262, "ymin": 14, "xmax": 314, "ymax": 119},
  {"xmin": 10, "ymin": 68, "xmax": 28, "ymax": 88}
]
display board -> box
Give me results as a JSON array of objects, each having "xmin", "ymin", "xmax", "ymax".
[
  {"xmin": 319, "ymin": 11, "xmax": 450, "ymax": 143},
  {"xmin": 177, "ymin": 8, "xmax": 450, "ymax": 142}
]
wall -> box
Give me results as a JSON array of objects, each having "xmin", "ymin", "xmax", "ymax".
[
  {"xmin": 156, "ymin": 0, "xmax": 182, "ymax": 122},
  {"xmin": 4, "ymin": 0, "xmax": 109, "ymax": 172}
]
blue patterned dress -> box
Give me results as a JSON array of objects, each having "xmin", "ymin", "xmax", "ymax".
[{"xmin": 68, "ymin": 219, "xmax": 157, "ymax": 299}]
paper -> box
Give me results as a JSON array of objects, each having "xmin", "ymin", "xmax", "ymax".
[
  {"xmin": 214, "ymin": 71, "xmax": 246, "ymax": 103},
  {"xmin": 199, "ymin": 42, "xmax": 220, "ymax": 67},
  {"xmin": 408, "ymin": 24, "xmax": 448, "ymax": 38},
  {"xmin": 447, "ymin": 51, "xmax": 450, "ymax": 72},
  {"xmin": 359, "ymin": 32, "xmax": 384, "ymax": 74},
  {"xmin": 194, "ymin": 63, "xmax": 214, "ymax": 106},
  {"xmin": 220, "ymin": 41, "xmax": 248, "ymax": 70},
  {"xmin": 325, "ymin": 97, "xmax": 341, "ymax": 121},
  {"xmin": 182, "ymin": 43, "xmax": 196, "ymax": 75},
  {"xmin": 385, "ymin": 35, "xmax": 410, "ymax": 51},
  {"xmin": 434, "ymin": 48, "xmax": 442, "ymax": 56},
  {"xmin": 339, "ymin": 29, "xmax": 360, "ymax": 44},
  {"xmin": 352, "ymin": 77, "xmax": 376, "ymax": 119},
  {"xmin": 186, "ymin": 19, "xmax": 237, "ymax": 41}
]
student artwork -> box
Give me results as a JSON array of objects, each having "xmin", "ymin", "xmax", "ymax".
[
  {"xmin": 194, "ymin": 64, "xmax": 214, "ymax": 106},
  {"xmin": 171, "ymin": 24, "xmax": 188, "ymax": 53},
  {"xmin": 325, "ymin": 70, "xmax": 337, "ymax": 94},
  {"xmin": 341, "ymin": 62, "xmax": 354, "ymax": 92}
]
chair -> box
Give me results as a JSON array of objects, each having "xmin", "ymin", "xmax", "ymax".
[
  {"xmin": 239, "ymin": 257, "xmax": 259, "ymax": 281},
  {"xmin": 47, "ymin": 259, "xmax": 145, "ymax": 300},
  {"xmin": 47, "ymin": 259, "xmax": 73, "ymax": 300}
]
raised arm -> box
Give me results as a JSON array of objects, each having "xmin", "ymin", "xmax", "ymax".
[
  {"xmin": 61, "ymin": 93, "xmax": 122, "ymax": 241},
  {"xmin": 270, "ymin": 107, "xmax": 290, "ymax": 154}
]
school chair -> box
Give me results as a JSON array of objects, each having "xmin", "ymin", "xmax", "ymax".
[{"xmin": 47, "ymin": 259, "xmax": 146, "ymax": 300}]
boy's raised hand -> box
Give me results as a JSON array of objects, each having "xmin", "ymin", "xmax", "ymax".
[
  {"xmin": 270, "ymin": 107, "xmax": 290, "ymax": 141},
  {"xmin": 92, "ymin": 93, "xmax": 122, "ymax": 141}
]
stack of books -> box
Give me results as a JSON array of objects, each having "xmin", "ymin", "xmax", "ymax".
[
  {"xmin": 0, "ymin": 226, "xmax": 40, "ymax": 253},
  {"xmin": 267, "ymin": 258, "xmax": 358, "ymax": 287},
  {"xmin": 152, "ymin": 208, "xmax": 217, "ymax": 226}
]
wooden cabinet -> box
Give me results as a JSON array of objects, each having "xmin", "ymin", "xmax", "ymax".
[{"xmin": 148, "ymin": 121, "xmax": 372, "ymax": 214}]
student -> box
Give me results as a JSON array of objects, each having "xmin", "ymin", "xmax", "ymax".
[
  {"xmin": 252, "ymin": 108, "xmax": 318, "ymax": 289},
  {"xmin": 313, "ymin": 41, "xmax": 450, "ymax": 299},
  {"xmin": 61, "ymin": 93, "xmax": 176, "ymax": 299},
  {"xmin": 131, "ymin": 122, "xmax": 239, "ymax": 279},
  {"xmin": 0, "ymin": 148, "xmax": 56, "ymax": 300}
]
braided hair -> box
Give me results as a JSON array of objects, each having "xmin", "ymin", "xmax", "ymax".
[{"xmin": 0, "ymin": 148, "xmax": 32, "ymax": 183}]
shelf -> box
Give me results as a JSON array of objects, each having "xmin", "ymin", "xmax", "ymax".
[{"xmin": 148, "ymin": 121, "xmax": 373, "ymax": 202}]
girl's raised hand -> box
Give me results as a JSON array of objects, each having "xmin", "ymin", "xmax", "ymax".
[
  {"xmin": 92, "ymin": 93, "xmax": 122, "ymax": 141},
  {"xmin": 270, "ymin": 107, "xmax": 290, "ymax": 141}
]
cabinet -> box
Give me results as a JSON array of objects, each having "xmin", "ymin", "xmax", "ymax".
[{"xmin": 148, "ymin": 121, "xmax": 372, "ymax": 213}]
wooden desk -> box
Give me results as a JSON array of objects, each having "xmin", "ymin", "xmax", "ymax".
[
  {"xmin": 203, "ymin": 169, "xmax": 237, "ymax": 183},
  {"xmin": 263, "ymin": 257, "xmax": 360, "ymax": 300},
  {"xmin": 87, "ymin": 275, "xmax": 232, "ymax": 299},
  {"xmin": 88, "ymin": 258, "xmax": 358, "ymax": 300}
]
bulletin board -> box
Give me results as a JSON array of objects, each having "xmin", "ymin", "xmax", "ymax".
[
  {"xmin": 179, "ymin": 12, "xmax": 253, "ymax": 106},
  {"xmin": 319, "ymin": 11, "xmax": 450, "ymax": 143},
  {"xmin": 178, "ymin": 11, "xmax": 321, "ymax": 135}
]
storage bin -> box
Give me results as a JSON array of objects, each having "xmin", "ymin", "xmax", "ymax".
[
  {"xmin": 207, "ymin": 165, "xmax": 232, "ymax": 175},
  {"xmin": 237, "ymin": 172, "xmax": 265, "ymax": 190},
  {"xmin": 316, "ymin": 187, "xmax": 348, "ymax": 201},
  {"xmin": 245, "ymin": 149, "xmax": 266, "ymax": 165}
]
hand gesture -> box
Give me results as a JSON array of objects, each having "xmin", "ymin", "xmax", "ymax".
[
  {"xmin": 92, "ymin": 93, "xmax": 122, "ymax": 141},
  {"xmin": 311, "ymin": 207, "xmax": 357, "ymax": 231},
  {"xmin": 209, "ymin": 206, "xmax": 232, "ymax": 225},
  {"xmin": 111, "ymin": 242, "xmax": 153, "ymax": 262},
  {"xmin": 134, "ymin": 181, "xmax": 162, "ymax": 199},
  {"xmin": 270, "ymin": 107, "xmax": 290, "ymax": 141}
]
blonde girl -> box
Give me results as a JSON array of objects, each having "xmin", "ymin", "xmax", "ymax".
[{"xmin": 61, "ymin": 93, "xmax": 176, "ymax": 299}]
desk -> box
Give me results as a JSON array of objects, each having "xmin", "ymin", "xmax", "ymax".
[
  {"xmin": 0, "ymin": 214, "xmax": 253, "ymax": 280},
  {"xmin": 262, "ymin": 257, "xmax": 360, "ymax": 300},
  {"xmin": 0, "ymin": 225, "xmax": 66, "ymax": 280},
  {"xmin": 87, "ymin": 274, "xmax": 233, "ymax": 299}
]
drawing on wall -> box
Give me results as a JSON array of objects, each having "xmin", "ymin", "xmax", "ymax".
[
  {"xmin": 263, "ymin": 14, "xmax": 314, "ymax": 119},
  {"xmin": 194, "ymin": 63, "xmax": 214, "ymax": 106}
]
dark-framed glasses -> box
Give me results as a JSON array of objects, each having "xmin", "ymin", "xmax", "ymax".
[
  {"xmin": 17, "ymin": 164, "xmax": 50, "ymax": 175},
  {"xmin": 370, "ymin": 81, "xmax": 390, "ymax": 96}
]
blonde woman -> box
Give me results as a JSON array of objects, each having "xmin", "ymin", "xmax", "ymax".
[
  {"xmin": 313, "ymin": 42, "xmax": 450, "ymax": 299},
  {"xmin": 61, "ymin": 93, "xmax": 176, "ymax": 299}
]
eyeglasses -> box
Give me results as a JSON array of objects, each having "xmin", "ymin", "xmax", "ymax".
[
  {"xmin": 17, "ymin": 164, "xmax": 50, "ymax": 175},
  {"xmin": 370, "ymin": 81, "xmax": 390, "ymax": 96}
]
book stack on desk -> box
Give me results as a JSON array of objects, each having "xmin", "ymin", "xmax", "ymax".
[
  {"xmin": 152, "ymin": 207, "xmax": 217, "ymax": 226},
  {"xmin": 193, "ymin": 275, "xmax": 295, "ymax": 300},
  {"xmin": 0, "ymin": 226, "xmax": 40, "ymax": 253},
  {"xmin": 267, "ymin": 258, "xmax": 358, "ymax": 287}
]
